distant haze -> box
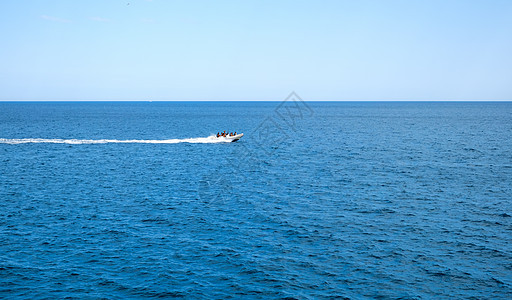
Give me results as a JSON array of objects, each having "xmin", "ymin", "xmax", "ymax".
[{"xmin": 1, "ymin": 0, "xmax": 511, "ymax": 100}]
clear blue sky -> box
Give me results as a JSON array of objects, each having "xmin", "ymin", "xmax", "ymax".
[{"xmin": 1, "ymin": 0, "xmax": 511, "ymax": 100}]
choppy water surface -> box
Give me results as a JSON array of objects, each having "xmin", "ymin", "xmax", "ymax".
[{"xmin": 1, "ymin": 101, "xmax": 511, "ymax": 299}]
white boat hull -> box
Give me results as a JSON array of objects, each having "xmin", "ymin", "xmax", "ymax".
[{"xmin": 221, "ymin": 133, "xmax": 243, "ymax": 142}]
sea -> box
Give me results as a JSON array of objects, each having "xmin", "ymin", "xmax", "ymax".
[{"xmin": 1, "ymin": 100, "xmax": 511, "ymax": 299}]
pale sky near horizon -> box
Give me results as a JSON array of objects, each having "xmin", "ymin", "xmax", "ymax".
[{"xmin": 1, "ymin": 0, "xmax": 511, "ymax": 101}]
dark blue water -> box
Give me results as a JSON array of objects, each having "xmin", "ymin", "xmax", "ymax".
[{"xmin": 1, "ymin": 101, "xmax": 511, "ymax": 299}]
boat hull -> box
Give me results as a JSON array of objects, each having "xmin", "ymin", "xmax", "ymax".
[{"xmin": 222, "ymin": 133, "xmax": 243, "ymax": 142}]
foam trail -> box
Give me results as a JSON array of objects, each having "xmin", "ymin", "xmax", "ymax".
[{"xmin": 0, "ymin": 136, "xmax": 233, "ymax": 145}]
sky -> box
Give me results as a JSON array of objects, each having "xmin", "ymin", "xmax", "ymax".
[{"xmin": 0, "ymin": 0, "xmax": 511, "ymax": 101}]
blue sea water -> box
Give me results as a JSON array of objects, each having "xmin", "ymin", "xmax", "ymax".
[{"xmin": 1, "ymin": 101, "xmax": 511, "ymax": 299}]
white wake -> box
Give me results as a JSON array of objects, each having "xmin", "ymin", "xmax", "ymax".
[{"xmin": 0, "ymin": 136, "xmax": 233, "ymax": 145}]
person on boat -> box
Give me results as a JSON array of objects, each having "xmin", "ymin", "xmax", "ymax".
[{"xmin": 216, "ymin": 132, "xmax": 220, "ymax": 138}]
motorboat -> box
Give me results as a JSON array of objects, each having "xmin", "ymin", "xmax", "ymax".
[{"xmin": 218, "ymin": 133, "xmax": 243, "ymax": 142}]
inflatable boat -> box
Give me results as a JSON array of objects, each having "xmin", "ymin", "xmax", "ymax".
[{"xmin": 220, "ymin": 133, "xmax": 243, "ymax": 142}]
